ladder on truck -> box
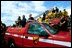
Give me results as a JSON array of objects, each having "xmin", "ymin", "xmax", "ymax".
[{"xmin": 34, "ymin": 10, "xmax": 49, "ymax": 19}]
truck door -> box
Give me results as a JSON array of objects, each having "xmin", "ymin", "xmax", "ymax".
[{"xmin": 12, "ymin": 27, "xmax": 23, "ymax": 47}]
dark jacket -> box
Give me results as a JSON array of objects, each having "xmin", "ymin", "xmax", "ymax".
[
  {"xmin": 28, "ymin": 17, "xmax": 34, "ymax": 20},
  {"xmin": 42, "ymin": 13, "xmax": 46, "ymax": 21},
  {"xmin": 21, "ymin": 18, "xmax": 26, "ymax": 27},
  {"xmin": 1, "ymin": 23, "xmax": 6, "ymax": 35}
]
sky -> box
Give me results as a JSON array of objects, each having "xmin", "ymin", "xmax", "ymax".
[{"xmin": 1, "ymin": 1, "xmax": 71, "ymax": 26}]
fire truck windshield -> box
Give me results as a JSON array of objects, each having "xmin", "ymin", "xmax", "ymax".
[
  {"xmin": 28, "ymin": 22, "xmax": 48, "ymax": 36},
  {"xmin": 42, "ymin": 23, "xmax": 57, "ymax": 34}
]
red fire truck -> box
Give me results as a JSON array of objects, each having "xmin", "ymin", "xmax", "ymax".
[{"xmin": 4, "ymin": 21, "xmax": 71, "ymax": 47}]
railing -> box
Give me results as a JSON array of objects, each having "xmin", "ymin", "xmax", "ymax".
[{"xmin": 34, "ymin": 10, "xmax": 49, "ymax": 19}]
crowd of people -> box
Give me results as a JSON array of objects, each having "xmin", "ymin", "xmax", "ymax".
[
  {"xmin": 37, "ymin": 7, "xmax": 71, "ymax": 31},
  {"xmin": 12, "ymin": 6, "xmax": 71, "ymax": 32},
  {"xmin": 1, "ymin": 7, "xmax": 70, "ymax": 31},
  {"xmin": 37, "ymin": 7, "xmax": 69, "ymax": 23},
  {"xmin": 1, "ymin": 7, "xmax": 71, "ymax": 31}
]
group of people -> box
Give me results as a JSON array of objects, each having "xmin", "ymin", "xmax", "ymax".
[
  {"xmin": 37, "ymin": 7, "xmax": 68, "ymax": 23},
  {"xmin": 11, "ymin": 7, "xmax": 70, "ymax": 31},
  {"xmin": 14, "ymin": 15, "xmax": 26, "ymax": 27},
  {"xmin": 37, "ymin": 7, "xmax": 71, "ymax": 31},
  {"xmin": 13, "ymin": 14, "xmax": 34, "ymax": 27}
]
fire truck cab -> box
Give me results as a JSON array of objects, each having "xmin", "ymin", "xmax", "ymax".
[{"xmin": 4, "ymin": 21, "xmax": 71, "ymax": 47}]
